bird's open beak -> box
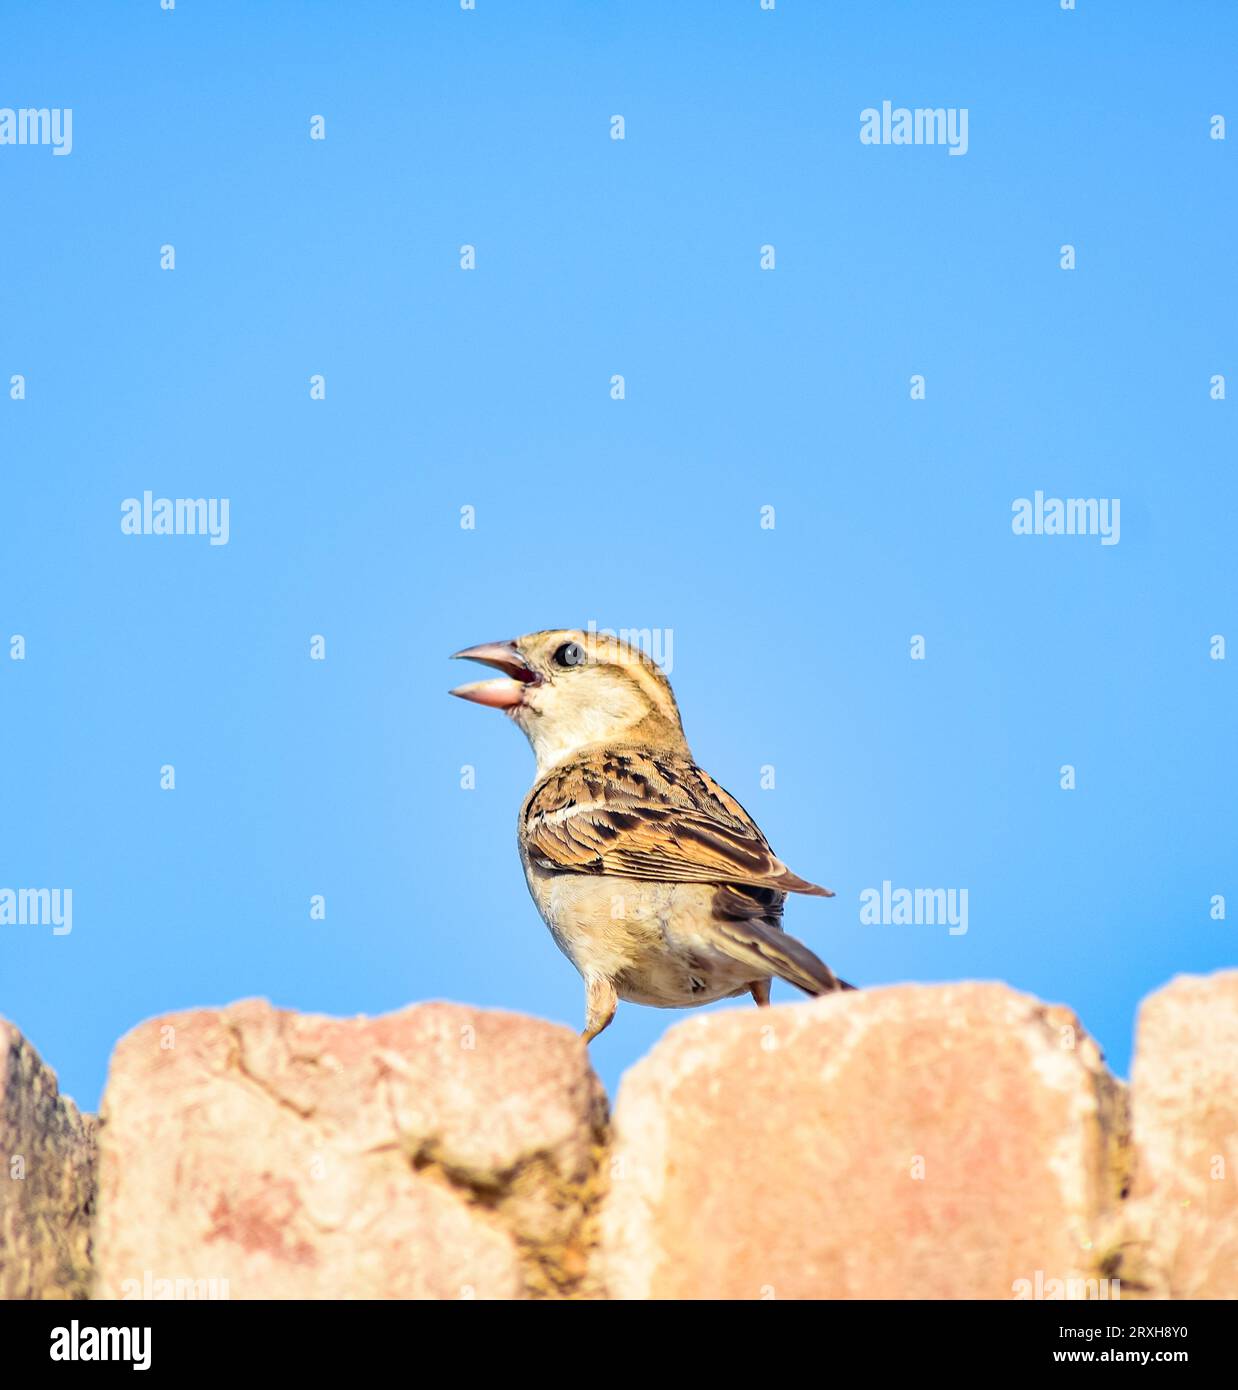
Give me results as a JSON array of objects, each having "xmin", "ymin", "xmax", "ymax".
[{"xmin": 449, "ymin": 640, "xmax": 541, "ymax": 709}]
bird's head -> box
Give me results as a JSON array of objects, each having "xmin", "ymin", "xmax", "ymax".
[{"xmin": 450, "ymin": 628, "xmax": 687, "ymax": 772}]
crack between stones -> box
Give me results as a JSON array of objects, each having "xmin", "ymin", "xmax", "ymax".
[
  {"xmin": 1027, "ymin": 1004, "xmax": 1153, "ymax": 1296},
  {"xmin": 377, "ymin": 1075, "xmax": 610, "ymax": 1299}
]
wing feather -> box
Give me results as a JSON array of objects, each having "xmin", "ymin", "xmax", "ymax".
[{"xmin": 523, "ymin": 748, "xmax": 833, "ymax": 895}]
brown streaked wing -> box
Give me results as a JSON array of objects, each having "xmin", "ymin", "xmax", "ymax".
[{"xmin": 523, "ymin": 748, "xmax": 833, "ymax": 895}]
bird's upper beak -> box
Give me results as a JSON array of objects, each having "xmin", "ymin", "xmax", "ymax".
[{"xmin": 449, "ymin": 640, "xmax": 541, "ymax": 709}]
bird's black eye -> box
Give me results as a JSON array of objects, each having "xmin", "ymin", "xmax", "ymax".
[{"xmin": 553, "ymin": 641, "xmax": 586, "ymax": 669}]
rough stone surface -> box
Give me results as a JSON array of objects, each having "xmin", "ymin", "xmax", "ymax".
[
  {"xmin": 4, "ymin": 976, "xmax": 1234, "ymax": 1300},
  {"xmin": 93, "ymin": 1000, "xmax": 607, "ymax": 1299},
  {"xmin": 0, "ymin": 1019, "xmax": 97, "ymax": 1300},
  {"xmin": 1126, "ymin": 971, "xmax": 1238, "ymax": 1299},
  {"xmin": 596, "ymin": 983, "xmax": 1127, "ymax": 1300}
]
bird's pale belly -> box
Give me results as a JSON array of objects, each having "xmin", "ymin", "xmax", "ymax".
[{"xmin": 523, "ymin": 864, "xmax": 758, "ymax": 1007}]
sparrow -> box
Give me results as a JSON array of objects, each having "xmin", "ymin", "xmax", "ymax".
[{"xmin": 449, "ymin": 629, "xmax": 854, "ymax": 1041}]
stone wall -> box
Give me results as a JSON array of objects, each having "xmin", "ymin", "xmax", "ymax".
[
  {"xmin": 1, "ymin": 973, "xmax": 1234, "ymax": 1299},
  {"xmin": 0, "ymin": 1021, "xmax": 96, "ymax": 1299}
]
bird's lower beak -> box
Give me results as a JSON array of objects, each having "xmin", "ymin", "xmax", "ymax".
[{"xmin": 449, "ymin": 640, "xmax": 541, "ymax": 709}]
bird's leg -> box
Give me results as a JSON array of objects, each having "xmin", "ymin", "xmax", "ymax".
[
  {"xmin": 750, "ymin": 979, "xmax": 772, "ymax": 1008},
  {"xmin": 581, "ymin": 976, "xmax": 618, "ymax": 1042}
]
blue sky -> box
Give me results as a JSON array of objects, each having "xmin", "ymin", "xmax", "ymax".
[{"xmin": 1, "ymin": 1, "xmax": 1233, "ymax": 1112}]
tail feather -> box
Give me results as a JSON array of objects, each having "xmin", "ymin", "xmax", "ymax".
[{"xmin": 712, "ymin": 917, "xmax": 851, "ymax": 997}]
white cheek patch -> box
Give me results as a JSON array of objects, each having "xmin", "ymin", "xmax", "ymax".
[{"xmin": 515, "ymin": 668, "xmax": 659, "ymax": 773}]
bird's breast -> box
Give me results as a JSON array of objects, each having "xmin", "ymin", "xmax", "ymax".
[{"xmin": 519, "ymin": 860, "xmax": 757, "ymax": 1006}]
